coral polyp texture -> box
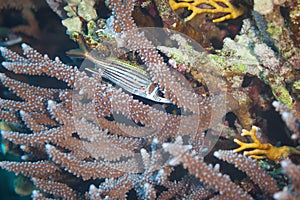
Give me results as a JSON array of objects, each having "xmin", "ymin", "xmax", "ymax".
[{"xmin": 0, "ymin": 0, "xmax": 299, "ymax": 199}]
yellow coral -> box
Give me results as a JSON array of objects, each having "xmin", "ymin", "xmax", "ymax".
[
  {"xmin": 169, "ymin": 0, "xmax": 245, "ymax": 23},
  {"xmin": 234, "ymin": 126, "xmax": 300, "ymax": 161}
]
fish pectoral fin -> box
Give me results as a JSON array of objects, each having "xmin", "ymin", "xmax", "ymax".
[{"xmin": 146, "ymin": 86, "xmax": 172, "ymax": 103}]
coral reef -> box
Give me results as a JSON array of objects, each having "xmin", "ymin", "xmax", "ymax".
[{"xmin": 0, "ymin": 0, "xmax": 299, "ymax": 199}]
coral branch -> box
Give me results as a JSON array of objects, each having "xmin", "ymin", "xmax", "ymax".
[
  {"xmin": 45, "ymin": 144, "xmax": 125, "ymax": 180},
  {"xmin": 214, "ymin": 150, "xmax": 279, "ymax": 195},
  {"xmin": 169, "ymin": 0, "xmax": 245, "ymax": 22},
  {"xmin": 32, "ymin": 178, "xmax": 80, "ymax": 200},
  {"xmin": 234, "ymin": 126, "xmax": 300, "ymax": 161},
  {"xmin": 0, "ymin": 161, "xmax": 60, "ymax": 178},
  {"xmin": 163, "ymin": 137, "xmax": 253, "ymax": 199},
  {"xmin": 274, "ymin": 159, "xmax": 300, "ymax": 200}
]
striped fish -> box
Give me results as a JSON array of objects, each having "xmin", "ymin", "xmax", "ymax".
[
  {"xmin": 85, "ymin": 55, "xmax": 171, "ymax": 103},
  {"xmin": 68, "ymin": 35, "xmax": 171, "ymax": 103}
]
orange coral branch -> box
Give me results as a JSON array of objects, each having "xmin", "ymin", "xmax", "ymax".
[
  {"xmin": 234, "ymin": 126, "xmax": 300, "ymax": 161},
  {"xmin": 169, "ymin": 0, "xmax": 245, "ymax": 23}
]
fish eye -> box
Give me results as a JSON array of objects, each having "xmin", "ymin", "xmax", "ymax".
[
  {"xmin": 157, "ymin": 90, "xmax": 165, "ymax": 98},
  {"xmin": 1, "ymin": 36, "xmax": 9, "ymax": 42}
]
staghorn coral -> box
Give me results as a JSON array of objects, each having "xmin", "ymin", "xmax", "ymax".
[
  {"xmin": 214, "ymin": 150, "xmax": 279, "ymax": 195},
  {"xmin": 163, "ymin": 136, "xmax": 283, "ymax": 199},
  {"xmin": 274, "ymin": 159, "xmax": 300, "ymax": 200},
  {"xmin": 0, "ymin": 1, "xmax": 220, "ymax": 198}
]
